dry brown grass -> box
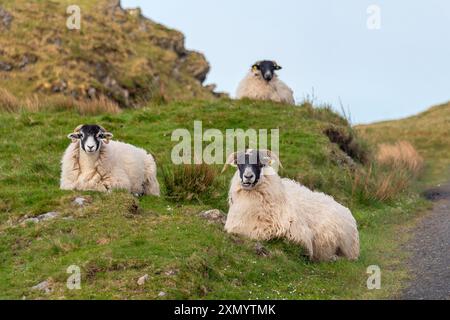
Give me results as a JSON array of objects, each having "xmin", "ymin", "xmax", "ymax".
[
  {"xmin": 352, "ymin": 141, "xmax": 423, "ymax": 202},
  {"xmin": 376, "ymin": 141, "xmax": 424, "ymax": 176},
  {"xmin": 352, "ymin": 165, "xmax": 413, "ymax": 202},
  {"xmin": 356, "ymin": 102, "xmax": 450, "ymax": 185},
  {"xmin": 0, "ymin": 88, "xmax": 121, "ymax": 115},
  {"xmin": 0, "ymin": 88, "xmax": 20, "ymax": 112}
]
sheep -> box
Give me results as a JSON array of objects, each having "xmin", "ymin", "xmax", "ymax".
[
  {"xmin": 60, "ymin": 124, "xmax": 160, "ymax": 196},
  {"xmin": 236, "ymin": 60, "xmax": 295, "ymax": 105},
  {"xmin": 222, "ymin": 149, "xmax": 359, "ymax": 262}
]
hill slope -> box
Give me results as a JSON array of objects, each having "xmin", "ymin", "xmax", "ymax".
[
  {"xmin": 0, "ymin": 100, "xmax": 425, "ymax": 299},
  {"xmin": 0, "ymin": 0, "xmax": 220, "ymax": 106},
  {"xmin": 357, "ymin": 101, "xmax": 450, "ymax": 185}
]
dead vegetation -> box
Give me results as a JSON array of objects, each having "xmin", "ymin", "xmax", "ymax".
[
  {"xmin": 352, "ymin": 141, "xmax": 423, "ymax": 202},
  {"xmin": 0, "ymin": 88, "xmax": 120, "ymax": 114},
  {"xmin": 376, "ymin": 141, "xmax": 424, "ymax": 176}
]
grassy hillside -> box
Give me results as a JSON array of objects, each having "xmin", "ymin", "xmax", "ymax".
[
  {"xmin": 0, "ymin": 99, "xmax": 426, "ymax": 299},
  {"xmin": 357, "ymin": 101, "xmax": 450, "ymax": 186},
  {"xmin": 0, "ymin": 0, "xmax": 220, "ymax": 106}
]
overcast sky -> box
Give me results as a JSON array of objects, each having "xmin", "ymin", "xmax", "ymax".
[{"xmin": 122, "ymin": 0, "xmax": 450, "ymax": 124}]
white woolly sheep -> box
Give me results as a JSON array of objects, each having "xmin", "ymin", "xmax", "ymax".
[
  {"xmin": 60, "ymin": 124, "xmax": 160, "ymax": 196},
  {"xmin": 236, "ymin": 60, "xmax": 295, "ymax": 105},
  {"xmin": 222, "ymin": 149, "xmax": 359, "ymax": 262}
]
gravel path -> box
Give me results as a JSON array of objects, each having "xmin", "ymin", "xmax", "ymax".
[{"xmin": 402, "ymin": 183, "xmax": 450, "ymax": 300}]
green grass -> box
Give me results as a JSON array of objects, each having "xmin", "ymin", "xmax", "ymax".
[
  {"xmin": 0, "ymin": 99, "xmax": 428, "ymax": 299},
  {"xmin": 357, "ymin": 101, "xmax": 450, "ymax": 186}
]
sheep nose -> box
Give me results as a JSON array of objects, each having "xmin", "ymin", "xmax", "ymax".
[
  {"xmin": 244, "ymin": 174, "xmax": 254, "ymax": 179},
  {"xmin": 264, "ymin": 73, "xmax": 273, "ymax": 81},
  {"xmin": 87, "ymin": 145, "xmax": 95, "ymax": 150}
]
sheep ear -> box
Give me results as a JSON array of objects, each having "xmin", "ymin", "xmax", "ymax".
[
  {"xmin": 221, "ymin": 152, "xmax": 237, "ymax": 173},
  {"xmin": 275, "ymin": 65, "xmax": 282, "ymax": 70},
  {"xmin": 252, "ymin": 64, "xmax": 260, "ymax": 71},
  {"xmin": 68, "ymin": 133, "xmax": 81, "ymax": 143},
  {"xmin": 260, "ymin": 150, "xmax": 283, "ymax": 169},
  {"xmin": 101, "ymin": 132, "xmax": 113, "ymax": 144}
]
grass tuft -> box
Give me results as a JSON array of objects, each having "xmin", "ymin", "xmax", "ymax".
[
  {"xmin": 162, "ymin": 164, "xmax": 218, "ymax": 203},
  {"xmin": 376, "ymin": 141, "xmax": 424, "ymax": 176}
]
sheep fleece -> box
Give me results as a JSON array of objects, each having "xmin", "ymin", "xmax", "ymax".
[
  {"xmin": 236, "ymin": 72, "xmax": 295, "ymax": 105},
  {"xmin": 60, "ymin": 140, "xmax": 160, "ymax": 195},
  {"xmin": 225, "ymin": 169, "xmax": 359, "ymax": 261}
]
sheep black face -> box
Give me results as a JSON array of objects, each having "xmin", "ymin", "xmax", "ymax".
[
  {"xmin": 223, "ymin": 150, "xmax": 282, "ymax": 190},
  {"xmin": 252, "ymin": 60, "xmax": 282, "ymax": 82},
  {"xmin": 67, "ymin": 124, "xmax": 113, "ymax": 154}
]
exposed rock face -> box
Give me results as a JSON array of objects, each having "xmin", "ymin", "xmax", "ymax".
[
  {"xmin": 0, "ymin": 0, "xmax": 221, "ymax": 106},
  {"xmin": 0, "ymin": 6, "xmax": 13, "ymax": 29}
]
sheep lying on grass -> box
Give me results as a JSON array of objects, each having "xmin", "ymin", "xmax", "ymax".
[
  {"xmin": 60, "ymin": 124, "xmax": 160, "ymax": 196},
  {"xmin": 236, "ymin": 60, "xmax": 295, "ymax": 105},
  {"xmin": 222, "ymin": 149, "xmax": 359, "ymax": 261}
]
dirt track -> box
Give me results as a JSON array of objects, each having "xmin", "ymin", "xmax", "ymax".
[{"xmin": 401, "ymin": 184, "xmax": 450, "ymax": 300}]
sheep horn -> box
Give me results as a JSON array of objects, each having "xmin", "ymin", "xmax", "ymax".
[
  {"xmin": 221, "ymin": 152, "xmax": 238, "ymax": 173},
  {"xmin": 74, "ymin": 124, "xmax": 84, "ymax": 132}
]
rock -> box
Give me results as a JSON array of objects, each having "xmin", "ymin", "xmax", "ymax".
[
  {"xmin": 158, "ymin": 291, "xmax": 166, "ymax": 297},
  {"xmin": 137, "ymin": 274, "xmax": 149, "ymax": 286},
  {"xmin": 22, "ymin": 212, "xmax": 59, "ymax": 225},
  {"xmin": 126, "ymin": 8, "xmax": 141, "ymax": 17},
  {"xmin": 31, "ymin": 280, "xmax": 52, "ymax": 294},
  {"xmin": 255, "ymin": 243, "xmax": 270, "ymax": 257},
  {"xmin": 18, "ymin": 54, "xmax": 38, "ymax": 69},
  {"xmin": 164, "ymin": 269, "xmax": 178, "ymax": 276},
  {"xmin": 38, "ymin": 212, "xmax": 59, "ymax": 221},
  {"xmin": 22, "ymin": 217, "xmax": 39, "ymax": 224},
  {"xmin": 0, "ymin": 61, "xmax": 12, "ymax": 71},
  {"xmin": 181, "ymin": 51, "xmax": 210, "ymax": 83},
  {"xmin": 199, "ymin": 209, "xmax": 226, "ymax": 225},
  {"xmin": 0, "ymin": 6, "xmax": 13, "ymax": 29},
  {"xmin": 72, "ymin": 197, "xmax": 87, "ymax": 206}
]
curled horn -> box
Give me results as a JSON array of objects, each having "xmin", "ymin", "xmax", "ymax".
[
  {"xmin": 221, "ymin": 152, "xmax": 238, "ymax": 173},
  {"xmin": 74, "ymin": 124, "xmax": 84, "ymax": 132},
  {"xmin": 98, "ymin": 125, "xmax": 113, "ymax": 144},
  {"xmin": 68, "ymin": 124, "xmax": 84, "ymax": 143}
]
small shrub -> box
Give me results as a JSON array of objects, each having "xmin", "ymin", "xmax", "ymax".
[
  {"xmin": 162, "ymin": 164, "xmax": 218, "ymax": 203},
  {"xmin": 352, "ymin": 142, "xmax": 423, "ymax": 202},
  {"xmin": 352, "ymin": 165, "xmax": 413, "ymax": 202}
]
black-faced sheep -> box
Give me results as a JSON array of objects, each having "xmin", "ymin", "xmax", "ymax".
[
  {"xmin": 60, "ymin": 124, "xmax": 160, "ymax": 196},
  {"xmin": 222, "ymin": 149, "xmax": 359, "ymax": 262},
  {"xmin": 236, "ymin": 60, "xmax": 295, "ymax": 105}
]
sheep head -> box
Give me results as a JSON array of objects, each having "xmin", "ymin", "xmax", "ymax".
[{"xmin": 67, "ymin": 124, "xmax": 113, "ymax": 154}]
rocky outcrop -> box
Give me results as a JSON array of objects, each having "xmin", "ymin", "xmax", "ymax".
[{"xmin": 0, "ymin": 0, "xmax": 223, "ymax": 107}]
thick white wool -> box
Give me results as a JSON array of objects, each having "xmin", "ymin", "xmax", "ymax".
[
  {"xmin": 60, "ymin": 140, "xmax": 160, "ymax": 196},
  {"xmin": 236, "ymin": 71, "xmax": 295, "ymax": 105},
  {"xmin": 225, "ymin": 167, "xmax": 359, "ymax": 261}
]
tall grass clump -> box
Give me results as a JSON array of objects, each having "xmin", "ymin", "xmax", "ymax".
[
  {"xmin": 352, "ymin": 141, "xmax": 424, "ymax": 202},
  {"xmin": 162, "ymin": 164, "xmax": 219, "ymax": 203},
  {"xmin": 0, "ymin": 88, "xmax": 20, "ymax": 112},
  {"xmin": 376, "ymin": 141, "xmax": 424, "ymax": 176}
]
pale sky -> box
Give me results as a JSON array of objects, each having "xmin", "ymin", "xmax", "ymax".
[{"xmin": 122, "ymin": 0, "xmax": 450, "ymax": 124}]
